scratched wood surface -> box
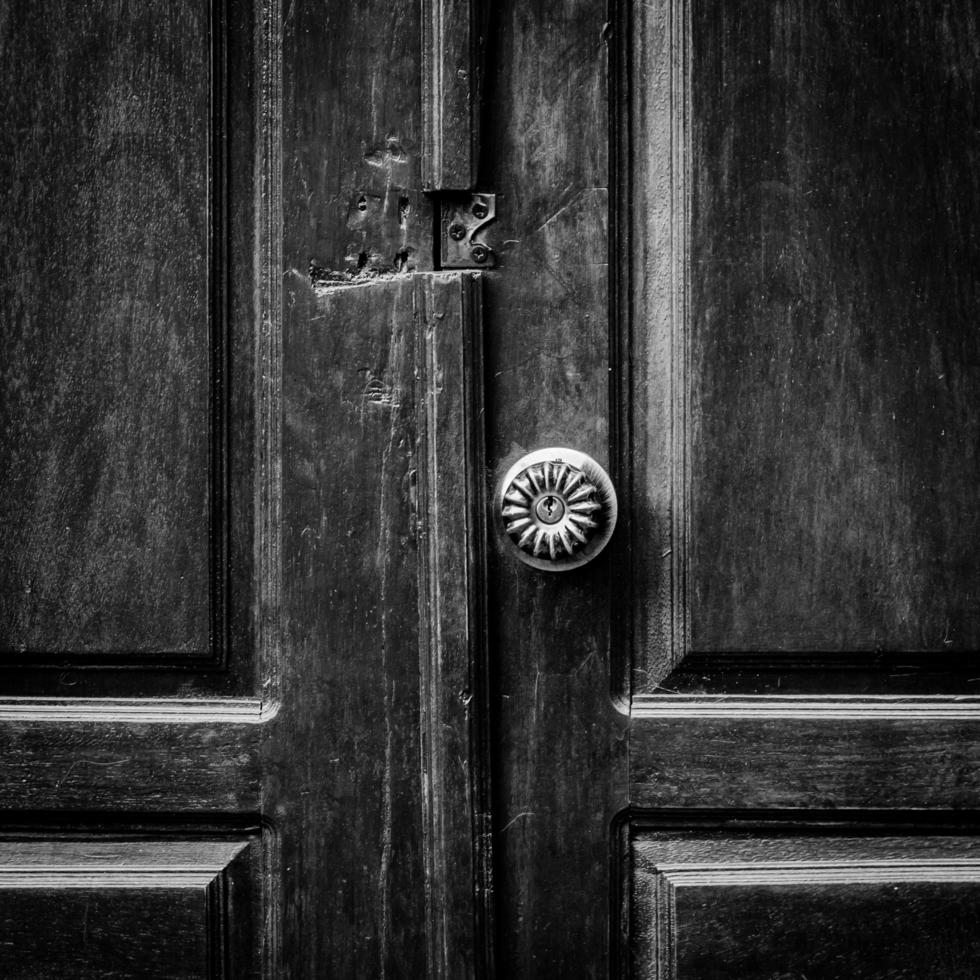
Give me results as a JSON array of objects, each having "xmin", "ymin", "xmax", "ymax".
[
  {"xmin": 0, "ymin": 0, "xmax": 265, "ymax": 699},
  {"xmin": 6, "ymin": 0, "xmax": 980, "ymax": 975},
  {"xmin": 480, "ymin": 1, "xmax": 628, "ymax": 976},
  {"xmin": 0, "ymin": 0, "xmax": 213, "ymax": 657},
  {"xmin": 630, "ymin": 0, "xmax": 980, "ymax": 694},
  {"xmin": 687, "ymin": 0, "xmax": 980, "ymax": 657},
  {"xmin": 288, "ymin": 0, "xmax": 431, "ymax": 284},
  {"xmin": 279, "ymin": 276, "xmax": 427, "ymax": 977},
  {"xmin": 0, "ymin": 837, "xmax": 261, "ymax": 979}
]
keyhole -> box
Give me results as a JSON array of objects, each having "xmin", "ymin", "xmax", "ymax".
[{"xmin": 534, "ymin": 494, "xmax": 565, "ymax": 525}]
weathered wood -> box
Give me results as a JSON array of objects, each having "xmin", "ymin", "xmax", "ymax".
[
  {"xmin": 0, "ymin": 0, "xmax": 215, "ymax": 658},
  {"xmin": 415, "ymin": 274, "xmax": 494, "ymax": 977},
  {"xmin": 279, "ymin": 276, "xmax": 426, "ymax": 977},
  {"xmin": 631, "ymin": 712, "xmax": 980, "ymax": 810},
  {"xmin": 0, "ymin": 721, "xmax": 262, "ymax": 811},
  {"xmin": 6, "ymin": 0, "xmax": 980, "ymax": 975},
  {"xmin": 480, "ymin": 0, "xmax": 628, "ymax": 974},
  {"xmin": 421, "ymin": 0, "xmax": 487, "ymax": 190},
  {"xmin": 687, "ymin": 0, "xmax": 980, "ymax": 659},
  {"xmin": 628, "ymin": 0, "xmax": 980, "ymax": 692},
  {"xmin": 0, "ymin": 836, "xmax": 262, "ymax": 979},
  {"xmin": 290, "ymin": 0, "xmax": 431, "ymax": 283},
  {"xmin": 632, "ymin": 830, "xmax": 980, "ymax": 979},
  {"xmin": 276, "ymin": 271, "xmax": 492, "ymax": 975},
  {"xmin": 0, "ymin": 0, "xmax": 273, "ymax": 700}
]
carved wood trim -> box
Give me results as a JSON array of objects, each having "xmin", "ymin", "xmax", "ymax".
[
  {"xmin": 616, "ymin": 0, "xmax": 691, "ymax": 696},
  {"xmin": 421, "ymin": 0, "xmax": 486, "ymax": 190},
  {"xmin": 415, "ymin": 272, "xmax": 494, "ymax": 978},
  {"xmin": 254, "ymin": 0, "xmax": 284, "ymax": 715},
  {"xmin": 0, "ymin": 697, "xmax": 272, "ymax": 723},
  {"xmin": 0, "ymin": 835, "xmax": 262, "ymax": 979},
  {"xmin": 631, "ymin": 693, "xmax": 980, "ymax": 720},
  {"xmin": 630, "ymin": 826, "xmax": 980, "ymax": 979}
]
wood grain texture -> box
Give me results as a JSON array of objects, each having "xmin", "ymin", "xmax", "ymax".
[
  {"xmin": 631, "ymin": 714, "xmax": 980, "ymax": 810},
  {"xmin": 278, "ymin": 272, "xmax": 491, "ymax": 975},
  {"xmin": 415, "ymin": 274, "xmax": 494, "ymax": 977},
  {"xmin": 0, "ymin": 721, "xmax": 262, "ymax": 811},
  {"xmin": 0, "ymin": 0, "xmax": 213, "ymax": 656},
  {"xmin": 279, "ymin": 276, "xmax": 426, "ymax": 977},
  {"xmin": 421, "ymin": 0, "xmax": 486, "ymax": 190},
  {"xmin": 0, "ymin": 0, "xmax": 505, "ymax": 976},
  {"xmin": 0, "ymin": 836, "xmax": 260, "ymax": 979},
  {"xmin": 628, "ymin": 0, "xmax": 980, "ymax": 693},
  {"xmin": 632, "ymin": 832, "xmax": 980, "ymax": 979},
  {"xmin": 0, "ymin": 0, "xmax": 275, "ymax": 697},
  {"xmin": 289, "ymin": 0, "xmax": 431, "ymax": 285},
  {"xmin": 481, "ymin": 0, "xmax": 629, "ymax": 974},
  {"xmin": 688, "ymin": 0, "xmax": 980, "ymax": 657}
]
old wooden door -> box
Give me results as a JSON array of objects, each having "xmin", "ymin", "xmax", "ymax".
[
  {"xmin": 3, "ymin": 0, "xmax": 980, "ymax": 977},
  {"xmin": 464, "ymin": 0, "xmax": 980, "ymax": 975}
]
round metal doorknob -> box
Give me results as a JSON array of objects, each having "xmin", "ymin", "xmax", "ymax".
[{"xmin": 496, "ymin": 448, "xmax": 617, "ymax": 571}]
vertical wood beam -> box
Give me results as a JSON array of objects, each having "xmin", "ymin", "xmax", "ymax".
[
  {"xmin": 415, "ymin": 272, "xmax": 494, "ymax": 977},
  {"xmin": 422, "ymin": 0, "xmax": 487, "ymax": 190}
]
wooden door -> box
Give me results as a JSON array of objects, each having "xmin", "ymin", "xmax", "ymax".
[
  {"xmin": 479, "ymin": 0, "xmax": 980, "ymax": 975},
  {"xmin": 617, "ymin": 1, "xmax": 980, "ymax": 976},
  {"xmin": 4, "ymin": 0, "xmax": 980, "ymax": 978},
  {"xmin": 1, "ymin": 1, "xmax": 490, "ymax": 976}
]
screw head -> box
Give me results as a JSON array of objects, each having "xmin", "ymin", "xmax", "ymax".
[
  {"xmin": 448, "ymin": 222, "xmax": 466, "ymax": 241},
  {"xmin": 472, "ymin": 202, "xmax": 489, "ymax": 220},
  {"xmin": 470, "ymin": 243, "xmax": 490, "ymax": 264}
]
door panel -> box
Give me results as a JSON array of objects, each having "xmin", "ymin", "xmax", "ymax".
[
  {"xmin": 686, "ymin": 0, "xmax": 980, "ymax": 659},
  {"xmin": 0, "ymin": 0, "xmax": 268, "ymax": 698},
  {"xmin": 5, "ymin": 0, "xmax": 980, "ymax": 975},
  {"xmin": 632, "ymin": 831, "xmax": 980, "ymax": 979},
  {"xmin": 0, "ymin": 0, "xmax": 216, "ymax": 659},
  {"xmin": 628, "ymin": 0, "xmax": 980, "ymax": 694},
  {"xmin": 0, "ymin": 837, "xmax": 262, "ymax": 979},
  {"xmin": 621, "ymin": 0, "xmax": 980, "ymax": 973}
]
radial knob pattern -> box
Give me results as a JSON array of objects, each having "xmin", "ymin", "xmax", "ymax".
[
  {"xmin": 502, "ymin": 461, "xmax": 601, "ymax": 560},
  {"xmin": 496, "ymin": 449, "xmax": 617, "ymax": 571}
]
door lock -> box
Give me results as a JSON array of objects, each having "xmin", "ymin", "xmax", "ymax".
[{"xmin": 496, "ymin": 448, "xmax": 617, "ymax": 571}]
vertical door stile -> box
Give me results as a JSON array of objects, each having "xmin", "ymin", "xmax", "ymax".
[
  {"xmin": 415, "ymin": 272, "xmax": 495, "ymax": 979},
  {"xmin": 421, "ymin": 0, "xmax": 487, "ymax": 191}
]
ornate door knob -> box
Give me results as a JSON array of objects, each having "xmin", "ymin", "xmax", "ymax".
[{"xmin": 496, "ymin": 448, "xmax": 617, "ymax": 571}]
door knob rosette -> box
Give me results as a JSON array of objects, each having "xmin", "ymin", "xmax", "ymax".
[{"xmin": 496, "ymin": 448, "xmax": 617, "ymax": 571}]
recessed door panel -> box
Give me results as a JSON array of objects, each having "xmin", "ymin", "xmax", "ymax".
[
  {"xmin": 0, "ymin": 0, "xmax": 276, "ymax": 698},
  {"xmin": 632, "ymin": 831, "xmax": 980, "ymax": 979},
  {"xmin": 0, "ymin": 837, "xmax": 262, "ymax": 979},
  {"xmin": 629, "ymin": 0, "xmax": 980, "ymax": 694}
]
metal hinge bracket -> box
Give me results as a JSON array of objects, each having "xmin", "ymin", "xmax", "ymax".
[{"xmin": 439, "ymin": 192, "xmax": 497, "ymax": 269}]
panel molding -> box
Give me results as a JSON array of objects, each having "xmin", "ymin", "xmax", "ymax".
[
  {"xmin": 421, "ymin": 0, "xmax": 486, "ymax": 189},
  {"xmin": 253, "ymin": 0, "xmax": 285, "ymax": 714},
  {"xmin": 208, "ymin": 0, "xmax": 233, "ymax": 669},
  {"xmin": 616, "ymin": 0, "xmax": 691, "ymax": 696},
  {"xmin": 631, "ymin": 693, "xmax": 980, "ymax": 720},
  {"xmin": 631, "ymin": 828, "xmax": 980, "ymax": 979},
  {"xmin": 0, "ymin": 835, "xmax": 261, "ymax": 979},
  {"xmin": 0, "ymin": 696, "xmax": 273, "ymax": 723}
]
